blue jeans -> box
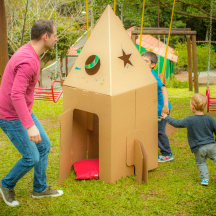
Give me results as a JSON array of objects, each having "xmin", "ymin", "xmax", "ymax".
[
  {"xmin": 158, "ymin": 118, "xmax": 172, "ymax": 156},
  {"xmin": 194, "ymin": 144, "xmax": 216, "ymax": 180},
  {"xmin": 0, "ymin": 113, "xmax": 51, "ymax": 192}
]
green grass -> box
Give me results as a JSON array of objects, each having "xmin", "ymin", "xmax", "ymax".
[{"xmin": 1, "ymin": 86, "xmax": 216, "ymax": 215}]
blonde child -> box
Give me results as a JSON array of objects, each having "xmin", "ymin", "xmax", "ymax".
[{"xmin": 162, "ymin": 93, "xmax": 216, "ymax": 186}]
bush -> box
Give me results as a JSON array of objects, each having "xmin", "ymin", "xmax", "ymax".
[
  {"xmin": 174, "ymin": 42, "xmax": 216, "ymax": 73},
  {"xmin": 166, "ymin": 74, "xmax": 189, "ymax": 88}
]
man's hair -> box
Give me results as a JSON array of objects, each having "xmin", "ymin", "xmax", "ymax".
[
  {"xmin": 31, "ymin": 19, "xmax": 54, "ymax": 40},
  {"xmin": 142, "ymin": 52, "xmax": 158, "ymax": 64},
  {"xmin": 191, "ymin": 93, "xmax": 207, "ymax": 111}
]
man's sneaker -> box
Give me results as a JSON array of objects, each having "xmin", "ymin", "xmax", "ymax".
[
  {"xmin": 158, "ymin": 154, "xmax": 174, "ymax": 162},
  {"xmin": 32, "ymin": 186, "xmax": 63, "ymax": 198},
  {"xmin": 0, "ymin": 181, "xmax": 19, "ymax": 207},
  {"xmin": 201, "ymin": 179, "xmax": 209, "ymax": 186}
]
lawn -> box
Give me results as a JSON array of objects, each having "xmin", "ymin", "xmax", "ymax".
[{"xmin": 1, "ymin": 86, "xmax": 216, "ymax": 215}]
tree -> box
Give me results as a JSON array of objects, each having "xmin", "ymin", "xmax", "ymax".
[
  {"xmin": 5, "ymin": 0, "xmax": 86, "ymax": 83},
  {"xmin": 92, "ymin": 0, "xmax": 216, "ymax": 42},
  {"xmin": 174, "ymin": 42, "xmax": 216, "ymax": 73}
]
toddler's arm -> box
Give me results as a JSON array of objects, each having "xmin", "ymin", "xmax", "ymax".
[{"xmin": 164, "ymin": 116, "xmax": 188, "ymax": 128}]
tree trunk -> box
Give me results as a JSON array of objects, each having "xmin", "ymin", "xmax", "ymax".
[
  {"xmin": 206, "ymin": 26, "xmax": 209, "ymax": 41},
  {"xmin": 0, "ymin": 0, "xmax": 9, "ymax": 85},
  {"xmin": 121, "ymin": 4, "xmax": 123, "ymax": 23},
  {"xmin": 20, "ymin": 0, "xmax": 29, "ymax": 46}
]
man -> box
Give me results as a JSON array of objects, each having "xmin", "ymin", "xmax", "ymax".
[{"xmin": 0, "ymin": 19, "xmax": 63, "ymax": 207}]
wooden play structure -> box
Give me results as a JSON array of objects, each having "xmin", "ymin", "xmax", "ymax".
[{"xmin": 131, "ymin": 27, "xmax": 199, "ymax": 93}]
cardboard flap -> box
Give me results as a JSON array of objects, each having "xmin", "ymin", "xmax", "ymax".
[
  {"xmin": 58, "ymin": 109, "xmax": 74, "ymax": 185},
  {"xmin": 135, "ymin": 139, "xmax": 148, "ymax": 184},
  {"xmin": 126, "ymin": 130, "xmax": 145, "ymax": 166},
  {"xmin": 134, "ymin": 139, "xmax": 143, "ymax": 185}
]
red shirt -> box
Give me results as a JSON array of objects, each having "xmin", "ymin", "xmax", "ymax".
[{"xmin": 0, "ymin": 42, "xmax": 40, "ymax": 128}]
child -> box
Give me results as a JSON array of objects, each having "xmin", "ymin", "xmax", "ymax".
[
  {"xmin": 161, "ymin": 93, "xmax": 216, "ymax": 186},
  {"xmin": 142, "ymin": 52, "xmax": 173, "ymax": 162}
]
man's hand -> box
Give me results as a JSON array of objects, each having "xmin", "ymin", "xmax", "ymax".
[
  {"xmin": 161, "ymin": 113, "xmax": 168, "ymax": 119},
  {"xmin": 162, "ymin": 105, "xmax": 169, "ymax": 115},
  {"xmin": 27, "ymin": 125, "xmax": 41, "ymax": 143}
]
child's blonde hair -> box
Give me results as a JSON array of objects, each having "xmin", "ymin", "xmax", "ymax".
[{"xmin": 191, "ymin": 93, "xmax": 207, "ymax": 111}]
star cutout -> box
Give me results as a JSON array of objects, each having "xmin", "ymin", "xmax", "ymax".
[{"xmin": 118, "ymin": 49, "xmax": 133, "ymax": 67}]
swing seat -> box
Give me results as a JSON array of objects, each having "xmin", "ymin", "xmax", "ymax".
[
  {"xmin": 206, "ymin": 87, "xmax": 216, "ymax": 112},
  {"xmin": 34, "ymin": 80, "xmax": 63, "ymax": 103}
]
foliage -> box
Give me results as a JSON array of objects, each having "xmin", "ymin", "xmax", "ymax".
[
  {"xmin": 1, "ymin": 87, "xmax": 216, "ymax": 215},
  {"xmin": 166, "ymin": 74, "xmax": 189, "ymax": 88},
  {"xmin": 40, "ymin": 24, "xmax": 81, "ymax": 68},
  {"xmin": 5, "ymin": 0, "xmax": 86, "ymax": 68},
  {"xmin": 93, "ymin": 0, "xmax": 216, "ymax": 47},
  {"xmin": 174, "ymin": 42, "xmax": 216, "ymax": 73}
]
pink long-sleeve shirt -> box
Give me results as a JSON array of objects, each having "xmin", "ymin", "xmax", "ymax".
[{"xmin": 0, "ymin": 42, "xmax": 40, "ymax": 129}]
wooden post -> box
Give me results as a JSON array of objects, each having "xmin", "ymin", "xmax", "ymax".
[
  {"xmin": 192, "ymin": 35, "xmax": 199, "ymax": 93},
  {"xmin": 0, "ymin": 0, "xmax": 9, "ymax": 85},
  {"xmin": 65, "ymin": 56, "xmax": 68, "ymax": 76},
  {"xmin": 60, "ymin": 56, "xmax": 63, "ymax": 79},
  {"xmin": 187, "ymin": 36, "xmax": 193, "ymax": 91},
  {"xmin": 39, "ymin": 69, "xmax": 43, "ymax": 87},
  {"xmin": 131, "ymin": 34, "xmax": 137, "ymax": 45}
]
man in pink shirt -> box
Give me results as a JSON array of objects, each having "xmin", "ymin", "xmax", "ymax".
[{"xmin": 0, "ymin": 19, "xmax": 63, "ymax": 207}]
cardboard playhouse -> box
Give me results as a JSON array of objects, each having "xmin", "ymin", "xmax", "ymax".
[{"xmin": 59, "ymin": 5, "xmax": 158, "ymax": 185}]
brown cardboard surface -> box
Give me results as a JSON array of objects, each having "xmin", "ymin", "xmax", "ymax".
[
  {"xmin": 136, "ymin": 139, "xmax": 148, "ymax": 184},
  {"xmin": 59, "ymin": 87, "xmax": 138, "ymax": 184},
  {"xmin": 63, "ymin": 5, "xmax": 156, "ymax": 96},
  {"xmin": 58, "ymin": 109, "xmax": 73, "ymax": 185},
  {"xmin": 60, "ymin": 85, "xmax": 158, "ymax": 184},
  {"xmin": 135, "ymin": 84, "xmax": 158, "ymax": 171},
  {"xmin": 134, "ymin": 139, "xmax": 143, "ymax": 185},
  {"xmin": 87, "ymin": 114, "xmax": 99, "ymax": 159},
  {"xmin": 110, "ymin": 91, "xmax": 135, "ymax": 182},
  {"xmin": 60, "ymin": 87, "xmax": 113, "ymax": 183},
  {"xmin": 87, "ymin": 113, "xmax": 94, "ymax": 131}
]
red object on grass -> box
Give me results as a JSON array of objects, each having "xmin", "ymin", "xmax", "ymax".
[
  {"xmin": 73, "ymin": 159, "xmax": 99, "ymax": 180},
  {"xmin": 34, "ymin": 80, "xmax": 63, "ymax": 103},
  {"xmin": 206, "ymin": 87, "xmax": 216, "ymax": 112}
]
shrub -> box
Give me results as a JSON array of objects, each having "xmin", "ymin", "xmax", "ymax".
[
  {"xmin": 174, "ymin": 42, "xmax": 216, "ymax": 73},
  {"xmin": 166, "ymin": 74, "xmax": 189, "ymax": 88}
]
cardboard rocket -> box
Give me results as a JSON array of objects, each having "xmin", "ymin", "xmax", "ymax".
[{"xmin": 59, "ymin": 5, "xmax": 158, "ymax": 185}]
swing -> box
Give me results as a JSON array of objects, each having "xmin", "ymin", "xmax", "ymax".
[
  {"xmin": 32, "ymin": 0, "xmax": 63, "ymax": 103},
  {"xmin": 206, "ymin": 0, "xmax": 214, "ymax": 112},
  {"xmin": 138, "ymin": 0, "xmax": 175, "ymax": 84},
  {"xmin": 160, "ymin": 0, "xmax": 175, "ymax": 84},
  {"xmin": 34, "ymin": 80, "xmax": 63, "ymax": 103}
]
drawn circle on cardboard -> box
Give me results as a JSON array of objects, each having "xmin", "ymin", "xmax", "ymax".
[{"xmin": 85, "ymin": 55, "xmax": 101, "ymax": 75}]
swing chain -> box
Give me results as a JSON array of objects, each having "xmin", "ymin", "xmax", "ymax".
[{"xmin": 207, "ymin": 0, "xmax": 213, "ymax": 87}]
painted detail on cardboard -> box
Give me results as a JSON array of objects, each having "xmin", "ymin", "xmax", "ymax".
[
  {"xmin": 118, "ymin": 48, "xmax": 133, "ymax": 68},
  {"xmin": 75, "ymin": 67, "xmax": 81, "ymax": 70},
  {"xmin": 85, "ymin": 55, "xmax": 101, "ymax": 75}
]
